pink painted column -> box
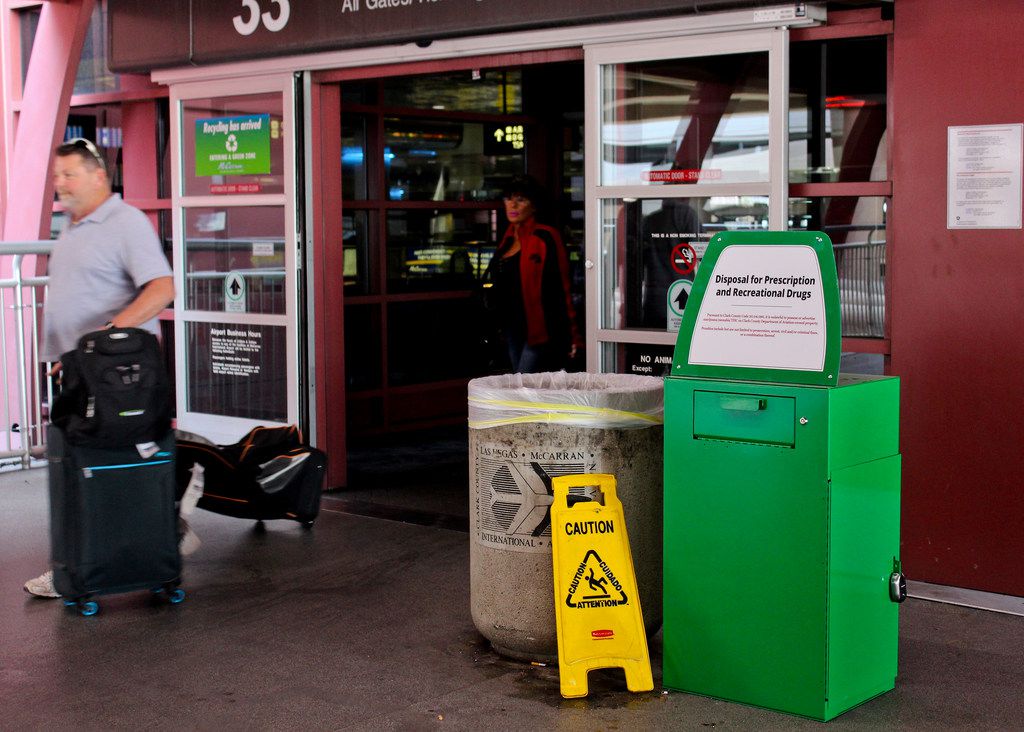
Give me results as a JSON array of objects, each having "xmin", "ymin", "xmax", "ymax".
[
  {"xmin": 2, "ymin": 0, "xmax": 94, "ymax": 241},
  {"xmin": 1, "ymin": 0, "xmax": 93, "ymax": 458}
]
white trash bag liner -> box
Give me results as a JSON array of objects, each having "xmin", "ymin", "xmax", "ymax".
[{"xmin": 468, "ymin": 371, "xmax": 663, "ymax": 430}]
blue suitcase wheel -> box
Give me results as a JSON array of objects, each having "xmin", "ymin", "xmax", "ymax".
[
  {"xmin": 168, "ymin": 588, "xmax": 186, "ymax": 604},
  {"xmin": 79, "ymin": 601, "xmax": 99, "ymax": 616}
]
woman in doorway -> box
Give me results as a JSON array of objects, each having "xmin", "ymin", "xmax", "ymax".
[{"xmin": 490, "ymin": 175, "xmax": 582, "ymax": 373}]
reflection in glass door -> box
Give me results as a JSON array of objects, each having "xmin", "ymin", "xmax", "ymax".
[
  {"xmin": 340, "ymin": 74, "xmax": 524, "ymax": 433},
  {"xmin": 585, "ymin": 29, "xmax": 788, "ymax": 377},
  {"xmin": 337, "ymin": 63, "xmax": 584, "ymax": 434}
]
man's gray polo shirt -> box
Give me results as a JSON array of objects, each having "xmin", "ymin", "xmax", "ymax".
[{"xmin": 42, "ymin": 194, "xmax": 172, "ymax": 361}]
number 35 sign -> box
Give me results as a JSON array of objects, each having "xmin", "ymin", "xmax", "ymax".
[{"xmin": 233, "ymin": 0, "xmax": 290, "ymax": 35}]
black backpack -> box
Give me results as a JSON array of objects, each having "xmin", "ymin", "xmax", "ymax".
[{"xmin": 51, "ymin": 327, "xmax": 171, "ymax": 448}]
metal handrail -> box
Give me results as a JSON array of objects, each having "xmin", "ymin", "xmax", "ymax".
[
  {"xmin": 1, "ymin": 241, "xmax": 52, "ymax": 469},
  {"xmin": 0, "ymin": 241, "xmax": 54, "ymax": 257},
  {"xmin": 186, "ymin": 268, "xmax": 286, "ymax": 281},
  {"xmin": 831, "ymin": 239, "xmax": 886, "ymax": 338}
]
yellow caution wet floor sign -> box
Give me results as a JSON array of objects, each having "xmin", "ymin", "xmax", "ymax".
[{"xmin": 550, "ymin": 474, "xmax": 653, "ymax": 698}]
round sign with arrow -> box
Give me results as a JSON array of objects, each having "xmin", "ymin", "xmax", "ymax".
[
  {"xmin": 666, "ymin": 279, "xmax": 692, "ymax": 333},
  {"xmin": 224, "ymin": 271, "xmax": 246, "ymax": 313},
  {"xmin": 670, "ymin": 242, "xmax": 698, "ymax": 276}
]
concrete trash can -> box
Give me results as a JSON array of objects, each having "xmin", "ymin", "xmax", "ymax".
[{"xmin": 468, "ymin": 371, "xmax": 664, "ymax": 662}]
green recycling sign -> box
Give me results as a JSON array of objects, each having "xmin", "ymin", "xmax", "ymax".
[{"xmin": 195, "ymin": 114, "xmax": 271, "ymax": 177}]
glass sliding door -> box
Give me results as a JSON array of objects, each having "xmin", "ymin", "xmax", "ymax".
[
  {"xmin": 171, "ymin": 76, "xmax": 302, "ymax": 444},
  {"xmin": 584, "ymin": 29, "xmax": 788, "ymax": 376},
  {"xmin": 336, "ymin": 68, "xmax": 537, "ymax": 434}
]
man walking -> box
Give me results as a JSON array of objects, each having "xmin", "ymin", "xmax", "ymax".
[{"xmin": 23, "ymin": 137, "xmax": 176, "ymax": 598}]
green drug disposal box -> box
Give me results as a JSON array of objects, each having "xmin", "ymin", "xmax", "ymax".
[{"xmin": 662, "ymin": 231, "xmax": 901, "ymax": 721}]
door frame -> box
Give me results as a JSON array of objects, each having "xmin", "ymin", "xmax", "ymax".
[
  {"xmin": 170, "ymin": 73, "xmax": 302, "ymax": 444},
  {"xmin": 307, "ymin": 49, "xmax": 581, "ymax": 488},
  {"xmin": 153, "ymin": 6, "xmax": 820, "ymax": 487},
  {"xmin": 583, "ymin": 28, "xmax": 789, "ymax": 372}
]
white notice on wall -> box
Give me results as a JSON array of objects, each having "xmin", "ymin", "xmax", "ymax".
[
  {"xmin": 947, "ymin": 124, "xmax": 1023, "ymax": 229},
  {"xmin": 688, "ymin": 245, "xmax": 826, "ymax": 372}
]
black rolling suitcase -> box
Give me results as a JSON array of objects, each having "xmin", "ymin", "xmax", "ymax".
[
  {"xmin": 48, "ymin": 425, "xmax": 183, "ymax": 616},
  {"xmin": 176, "ymin": 425, "xmax": 326, "ymax": 529}
]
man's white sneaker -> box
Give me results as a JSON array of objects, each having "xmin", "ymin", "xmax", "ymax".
[{"xmin": 24, "ymin": 570, "xmax": 60, "ymax": 598}]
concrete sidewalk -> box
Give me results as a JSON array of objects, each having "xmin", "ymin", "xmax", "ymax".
[{"xmin": 3, "ymin": 466, "xmax": 1023, "ymax": 730}]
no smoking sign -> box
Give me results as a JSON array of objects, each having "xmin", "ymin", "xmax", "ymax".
[{"xmin": 670, "ymin": 242, "xmax": 697, "ymax": 276}]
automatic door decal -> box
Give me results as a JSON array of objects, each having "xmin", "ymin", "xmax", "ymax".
[{"xmin": 474, "ymin": 443, "xmax": 594, "ymax": 553}]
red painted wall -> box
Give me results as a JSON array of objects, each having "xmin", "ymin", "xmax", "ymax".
[{"xmin": 891, "ymin": 0, "xmax": 1024, "ymax": 595}]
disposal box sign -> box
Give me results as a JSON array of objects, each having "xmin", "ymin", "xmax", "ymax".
[
  {"xmin": 688, "ymin": 244, "xmax": 826, "ymax": 372},
  {"xmin": 195, "ymin": 114, "xmax": 271, "ymax": 177},
  {"xmin": 671, "ymin": 231, "xmax": 841, "ymax": 388}
]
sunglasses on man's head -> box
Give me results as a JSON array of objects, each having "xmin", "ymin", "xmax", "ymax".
[{"xmin": 65, "ymin": 137, "xmax": 106, "ymax": 171}]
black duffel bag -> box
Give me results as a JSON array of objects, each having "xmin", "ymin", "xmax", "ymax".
[
  {"xmin": 175, "ymin": 425, "xmax": 325, "ymax": 527},
  {"xmin": 51, "ymin": 327, "xmax": 171, "ymax": 448}
]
